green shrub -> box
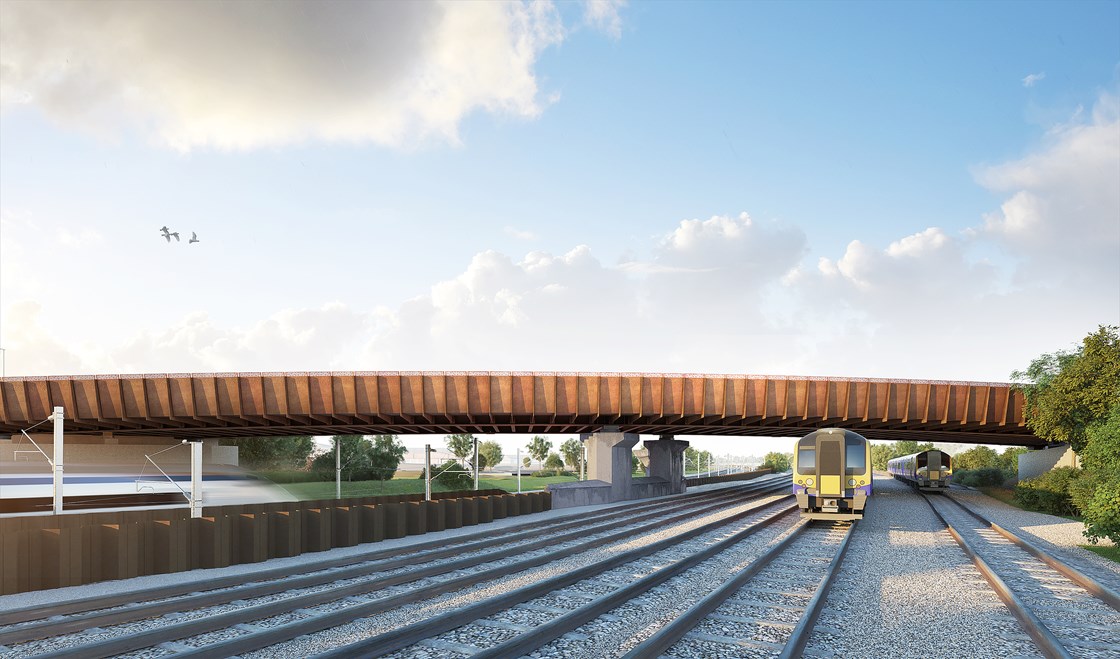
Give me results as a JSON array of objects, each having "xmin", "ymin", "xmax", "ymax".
[
  {"xmin": 1014, "ymin": 466, "xmax": 1082, "ymax": 516},
  {"xmin": 418, "ymin": 460, "xmax": 474, "ymax": 490},
  {"xmin": 953, "ymin": 467, "xmax": 1010, "ymax": 487},
  {"xmin": 1069, "ymin": 471, "xmax": 1120, "ymax": 544},
  {"xmin": 531, "ymin": 469, "xmax": 575, "ymax": 478}
]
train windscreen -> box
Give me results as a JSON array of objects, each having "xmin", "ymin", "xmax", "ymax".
[
  {"xmin": 798, "ymin": 448, "xmax": 816, "ymax": 471},
  {"xmin": 845, "ymin": 435, "xmax": 865, "ymax": 475}
]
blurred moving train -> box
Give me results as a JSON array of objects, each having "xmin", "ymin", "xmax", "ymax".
[
  {"xmin": 792, "ymin": 428, "xmax": 872, "ymax": 520},
  {"xmin": 888, "ymin": 450, "xmax": 953, "ymax": 491}
]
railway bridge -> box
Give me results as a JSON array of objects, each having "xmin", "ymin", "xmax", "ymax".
[{"xmin": 1, "ymin": 371, "xmax": 1041, "ymax": 507}]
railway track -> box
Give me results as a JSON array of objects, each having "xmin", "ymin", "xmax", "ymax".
[
  {"xmin": 923, "ymin": 492, "xmax": 1120, "ymax": 659},
  {"xmin": 0, "ymin": 476, "xmax": 791, "ymax": 658}
]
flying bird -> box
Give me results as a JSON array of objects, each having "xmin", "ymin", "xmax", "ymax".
[
  {"xmin": 159, "ymin": 226, "xmax": 180, "ymax": 242},
  {"xmin": 189, "ymin": 232, "xmax": 199, "ymax": 244}
]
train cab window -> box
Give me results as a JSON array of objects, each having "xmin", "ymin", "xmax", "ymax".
[
  {"xmin": 845, "ymin": 436, "xmax": 865, "ymax": 474},
  {"xmin": 797, "ymin": 448, "xmax": 816, "ymax": 471}
]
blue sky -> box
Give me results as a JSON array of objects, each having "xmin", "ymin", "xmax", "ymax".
[{"xmin": 1, "ymin": 1, "xmax": 1117, "ymax": 456}]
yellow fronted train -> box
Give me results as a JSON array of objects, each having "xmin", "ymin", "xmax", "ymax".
[{"xmin": 792, "ymin": 428, "xmax": 872, "ymax": 520}]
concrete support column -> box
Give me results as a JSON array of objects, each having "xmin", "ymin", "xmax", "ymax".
[
  {"xmin": 586, "ymin": 429, "xmax": 640, "ymax": 502},
  {"xmin": 644, "ymin": 435, "xmax": 690, "ymax": 494}
]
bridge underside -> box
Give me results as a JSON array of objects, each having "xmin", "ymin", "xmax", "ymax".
[{"xmin": 1, "ymin": 371, "xmax": 1044, "ymax": 447}]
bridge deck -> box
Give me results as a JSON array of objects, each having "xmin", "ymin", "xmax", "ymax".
[{"xmin": 0, "ymin": 371, "xmax": 1041, "ymax": 446}]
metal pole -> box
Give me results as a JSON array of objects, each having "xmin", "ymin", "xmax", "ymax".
[
  {"xmin": 190, "ymin": 440, "xmax": 203, "ymax": 518},
  {"xmin": 52, "ymin": 406, "xmax": 63, "ymax": 515},
  {"xmin": 472, "ymin": 438, "xmax": 479, "ymax": 491},
  {"xmin": 516, "ymin": 448, "xmax": 522, "ymax": 494},
  {"xmin": 335, "ymin": 436, "xmax": 341, "ymax": 500},
  {"xmin": 424, "ymin": 443, "xmax": 432, "ymax": 501}
]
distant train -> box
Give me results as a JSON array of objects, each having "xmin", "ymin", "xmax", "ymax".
[
  {"xmin": 792, "ymin": 428, "xmax": 872, "ymax": 520},
  {"xmin": 888, "ymin": 450, "xmax": 952, "ymax": 491}
]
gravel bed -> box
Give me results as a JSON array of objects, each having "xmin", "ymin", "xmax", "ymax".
[
  {"xmin": 233, "ymin": 493, "xmax": 789, "ymax": 658},
  {"xmin": 949, "ymin": 487, "xmax": 1120, "ymax": 580},
  {"xmin": 802, "ymin": 477, "xmax": 1045, "ymax": 659},
  {"xmin": 526, "ymin": 500, "xmax": 802, "ymax": 658}
]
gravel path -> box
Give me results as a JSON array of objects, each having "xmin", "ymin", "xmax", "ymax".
[
  {"xmin": 803, "ymin": 476, "xmax": 1044, "ymax": 659},
  {"xmin": 949, "ymin": 486, "xmax": 1120, "ymax": 580}
]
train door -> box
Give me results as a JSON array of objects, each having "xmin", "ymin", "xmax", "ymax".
[{"xmin": 818, "ymin": 437, "xmax": 843, "ymax": 496}]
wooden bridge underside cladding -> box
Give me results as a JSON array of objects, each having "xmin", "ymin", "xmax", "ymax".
[{"xmin": 0, "ymin": 372, "xmax": 1042, "ymax": 446}]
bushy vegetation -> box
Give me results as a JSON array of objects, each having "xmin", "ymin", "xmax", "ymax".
[
  {"xmin": 418, "ymin": 459, "xmax": 474, "ymax": 490},
  {"xmin": 1014, "ymin": 466, "xmax": 1082, "ymax": 517},
  {"xmin": 953, "ymin": 467, "xmax": 1011, "ymax": 488},
  {"xmin": 531, "ymin": 469, "xmax": 577, "ymax": 477},
  {"xmin": 762, "ymin": 451, "xmax": 792, "ymax": 473},
  {"xmin": 1013, "ymin": 326, "xmax": 1120, "ymax": 543}
]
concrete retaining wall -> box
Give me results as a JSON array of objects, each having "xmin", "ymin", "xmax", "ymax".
[
  {"xmin": 684, "ymin": 468, "xmax": 772, "ymax": 487},
  {"xmin": 0, "ymin": 488, "xmax": 551, "ymax": 595},
  {"xmin": 1018, "ymin": 444, "xmax": 1080, "ymax": 481}
]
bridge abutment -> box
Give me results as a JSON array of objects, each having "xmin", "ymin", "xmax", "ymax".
[{"xmin": 644, "ymin": 435, "xmax": 689, "ymax": 495}]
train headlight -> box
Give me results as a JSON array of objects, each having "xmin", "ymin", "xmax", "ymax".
[
  {"xmin": 805, "ymin": 477, "xmax": 814, "ymax": 486},
  {"xmin": 848, "ymin": 479, "xmax": 856, "ymax": 486}
]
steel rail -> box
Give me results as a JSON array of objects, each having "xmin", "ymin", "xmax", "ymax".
[
  {"xmin": 299, "ymin": 498, "xmax": 799, "ymax": 659},
  {"xmin": 1, "ymin": 479, "xmax": 782, "ymax": 644},
  {"xmin": 1, "ymin": 473, "xmax": 784, "ymax": 630},
  {"xmin": 777, "ymin": 520, "xmax": 858, "ymax": 659},
  {"xmin": 942, "ymin": 494, "xmax": 1120, "ymax": 611},
  {"xmin": 922, "ymin": 495, "xmax": 1073, "ymax": 659},
  {"xmin": 620, "ymin": 521, "xmax": 823, "ymax": 658},
  {"xmin": 468, "ymin": 505, "xmax": 801, "ymax": 659},
  {"xmin": 24, "ymin": 484, "xmax": 791, "ymax": 658}
]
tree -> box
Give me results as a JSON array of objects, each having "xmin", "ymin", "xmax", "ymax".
[
  {"xmin": 870, "ymin": 441, "xmax": 935, "ymax": 471},
  {"xmin": 311, "ymin": 435, "xmax": 373, "ymax": 480},
  {"xmin": 544, "ymin": 452, "xmax": 564, "ymax": 470},
  {"xmin": 560, "ymin": 438, "xmax": 583, "ymax": 470},
  {"xmin": 477, "ymin": 440, "xmax": 503, "ymax": 471},
  {"xmin": 1013, "ymin": 325, "xmax": 1120, "ymax": 452},
  {"xmin": 445, "ymin": 434, "xmax": 477, "ymax": 461},
  {"xmin": 223, "ymin": 436, "xmax": 314, "ymax": 470},
  {"xmin": 527, "ymin": 435, "xmax": 552, "ymax": 468},
  {"xmin": 421, "ymin": 459, "xmax": 473, "ymax": 490},
  {"xmin": 368, "ymin": 435, "xmax": 407, "ymax": 482},
  {"xmin": 762, "ymin": 452, "xmax": 791, "ymax": 473},
  {"xmin": 1013, "ymin": 327, "xmax": 1120, "ymax": 543},
  {"xmin": 997, "ymin": 447, "xmax": 1029, "ymax": 475},
  {"xmin": 953, "ymin": 445, "xmax": 1000, "ymax": 471},
  {"xmin": 631, "ymin": 452, "xmax": 642, "ymax": 474}
]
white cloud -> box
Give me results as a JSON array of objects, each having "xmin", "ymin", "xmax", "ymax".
[
  {"xmin": 504, "ymin": 226, "xmax": 539, "ymax": 241},
  {"xmin": 0, "ymin": 1, "xmax": 570, "ymax": 150},
  {"xmin": 582, "ymin": 0, "xmax": 626, "ymax": 39},
  {"xmin": 1022, "ymin": 72, "xmax": 1046, "ymax": 88},
  {"xmin": 974, "ymin": 92, "xmax": 1119, "ymax": 289}
]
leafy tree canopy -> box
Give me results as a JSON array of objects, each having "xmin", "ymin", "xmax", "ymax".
[
  {"xmin": 1012, "ymin": 325, "xmax": 1120, "ymax": 452},
  {"xmin": 545, "ymin": 452, "xmax": 564, "ymax": 470},
  {"xmin": 527, "ymin": 435, "xmax": 552, "ymax": 466},
  {"xmin": 477, "ymin": 440, "xmax": 503, "ymax": 471},
  {"xmin": 311, "ymin": 435, "xmax": 373, "ymax": 480},
  {"xmin": 560, "ymin": 438, "xmax": 583, "ymax": 469},
  {"xmin": 445, "ymin": 433, "xmax": 477, "ymax": 460},
  {"xmin": 368, "ymin": 435, "xmax": 407, "ymax": 481},
  {"xmin": 762, "ymin": 451, "xmax": 792, "ymax": 473},
  {"xmin": 223, "ymin": 436, "xmax": 314, "ymax": 470},
  {"xmin": 952, "ymin": 445, "xmax": 1000, "ymax": 471}
]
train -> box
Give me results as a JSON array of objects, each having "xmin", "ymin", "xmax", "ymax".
[
  {"xmin": 887, "ymin": 449, "xmax": 952, "ymax": 491},
  {"xmin": 792, "ymin": 428, "xmax": 872, "ymax": 520}
]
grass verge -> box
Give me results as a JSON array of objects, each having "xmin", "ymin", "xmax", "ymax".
[
  {"xmin": 278, "ymin": 473, "xmax": 580, "ymax": 500},
  {"xmin": 1080, "ymin": 544, "xmax": 1120, "ymax": 563}
]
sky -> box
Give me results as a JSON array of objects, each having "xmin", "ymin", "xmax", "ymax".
[{"xmin": 1, "ymin": 0, "xmax": 1118, "ymax": 458}]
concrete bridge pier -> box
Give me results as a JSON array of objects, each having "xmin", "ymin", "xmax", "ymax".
[
  {"xmin": 644, "ymin": 435, "xmax": 689, "ymax": 495},
  {"xmin": 586, "ymin": 429, "xmax": 641, "ymax": 502}
]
